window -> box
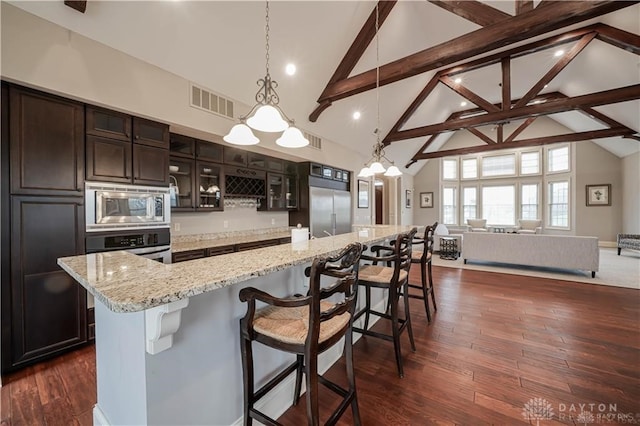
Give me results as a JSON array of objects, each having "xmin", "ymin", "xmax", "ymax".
[
  {"xmin": 521, "ymin": 183, "xmax": 539, "ymax": 220},
  {"xmin": 482, "ymin": 185, "xmax": 515, "ymax": 225},
  {"xmin": 443, "ymin": 159, "xmax": 458, "ymax": 180},
  {"xmin": 521, "ymin": 151, "xmax": 540, "ymax": 175},
  {"xmin": 442, "ymin": 186, "xmax": 457, "ymax": 225},
  {"xmin": 462, "ymin": 158, "xmax": 477, "ymax": 179},
  {"xmin": 462, "ymin": 187, "xmax": 477, "ymax": 222},
  {"xmin": 548, "ymin": 181, "xmax": 569, "ymax": 227},
  {"xmin": 548, "ymin": 146, "xmax": 569, "ymax": 173},
  {"xmin": 482, "ymin": 154, "xmax": 516, "ymax": 177}
]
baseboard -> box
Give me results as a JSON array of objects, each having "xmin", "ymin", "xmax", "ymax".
[
  {"xmin": 232, "ymin": 298, "xmax": 387, "ymax": 426},
  {"xmin": 599, "ymin": 241, "xmax": 616, "ymax": 248},
  {"xmin": 93, "ymin": 404, "xmax": 111, "ymax": 426}
]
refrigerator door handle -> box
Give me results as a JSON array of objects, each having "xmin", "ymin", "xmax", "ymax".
[{"xmin": 331, "ymin": 213, "xmax": 337, "ymax": 235}]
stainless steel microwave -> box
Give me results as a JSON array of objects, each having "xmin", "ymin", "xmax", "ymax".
[{"xmin": 85, "ymin": 182, "xmax": 171, "ymax": 232}]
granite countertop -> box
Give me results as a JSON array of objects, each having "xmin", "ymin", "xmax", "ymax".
[
  {"xmin": 58, "ymin": 225, "xmax": 416, "ymax": 313},
  {"xmin": 171, "ymin": 230, "xmax": 292, "ymax": 253}
]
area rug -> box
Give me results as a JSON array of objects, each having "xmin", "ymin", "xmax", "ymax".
[{"xmin": 432, "ymin": 247, "xmax": 639, "ymax": 290}]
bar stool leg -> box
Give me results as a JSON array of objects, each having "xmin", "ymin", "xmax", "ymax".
[
  {"xmin": 389, "ymin": 286, "xmax": 405, "ymax": 378},
  {"xmin": 428, "ymin": 260, "xmax": 437, "ymax": 312},
  {"xmin": 304, "ymin": 349, "xmax": 320, "ymax": 426},
  {"xmin": 420, "ymin": 261, "xmax": 432, "ymax": 323},
  {"xmin": 403, "ymin": 281, "xmax": 416, "ymax": 353},
  {"xmin": 293, "ymin": 354, "xmax": 304, "ymax": 406},
  {"xmin": 363, "ymin": 286, "xmax": 372, "ymax": 331},
  {"xmin": 345, "ymin": 328, "xmax": 361, "ymax": 425},
  {"xmin": 240, "ymin": 336, "xmax": 254, "ymax": 426}
]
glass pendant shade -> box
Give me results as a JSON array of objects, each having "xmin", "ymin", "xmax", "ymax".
[
  {"xmin": 223, "ymin": 123, "xmax": 259, "ymax": 146},
  {"xmin": 276, "ymin": 126, "xmax": 309, "ymax": 148},
  {"xmin": 246, "ymin": 105, "xmax": 289, "ymax": 132},
  {"xmin": 357, "ymin": 166, "xmax": 373, "ymax": 178},
  {"xmin": 384, "ymin": 165, "xmax": 402, "ymax": 177},
  {"xmin": 369, "ymin": 161, "xmax": 386, "ymax": 174}
]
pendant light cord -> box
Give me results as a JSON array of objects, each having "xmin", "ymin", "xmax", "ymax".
[
  {"xmin": 375, "ymin": 2, "xmax": 381, "ymax": 154},
  {"xmin": 265, "ymin": 1, "xmax": 270, "ymax": 78}
]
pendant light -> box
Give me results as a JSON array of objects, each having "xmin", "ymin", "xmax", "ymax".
[
  {"xmin": 357, "ymin": 3, "xmax": 401, "ymax": 178},
  {"xmin": 224, "ymin": 1, "xmax": 309, "ymax": 148}
]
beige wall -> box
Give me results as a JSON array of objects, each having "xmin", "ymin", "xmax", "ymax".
[
  {"xmin": 574, "ymin": 142, "xmax": 623, "ymax": 241},
  {"xmin": 622, "ymin": 152, "xmax": 640, "ymax": 234},
  {"xmin": 411, "ymin": 117, "xmax": 633, "ymax": 243},
  {"xmin": 1, "ymin": 3, "xmax": 373, "ymax": 234}
]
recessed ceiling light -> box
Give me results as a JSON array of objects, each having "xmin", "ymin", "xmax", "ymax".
[
  {"xmin": 285, "ymin": 63, "xmax": 296, "ymax": 76},
  {"xmin": 352, "ymin": 111, "xmax": 361, "ymax": 120},
  {"xmin": 544, "ymin": 84, "xmax": 549, "ymax": 88},
  {"xmin": 460, "ymin": 101, "xmax": 467, "ymax": 107},
  {"xmin": 454, "ymin": 78, "xmax": 462, "ymax": 84},
  {"xmin": 554, "ymin": 49, "xmax": 565, "ymax": 57}
]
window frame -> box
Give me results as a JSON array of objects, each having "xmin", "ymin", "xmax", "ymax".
[
  {"xmin": 481, "ymin": 183, "xmax": 516, "ymax": 226},
  {"xmin": 546, "ymin": 144, "xmax": 570, "ymax": 175},
  {"xmin": 480, "ymin": 153, "xmax": 517, "ymax": 178},
  {"xmin": 461, "ymin": 185, "xmax": 478, "ymax": 224},
  {"xmin": 441, "ymin": 184, "xmax": 458, "ymax": 226},
  {"xmin": 520, "ymin": 181, "xmax": 540, "ymax": 221},
  {"xmin": 520, "ymin": 150, "xmax": 541, "ymax": 176},
  {"xmin": 461, "ymin": 157, "xmax": 478, "ymax": 180},
  {"xmin": 546, "ymin": 178, "xmax": 571, "ymax": 229},
  {"xmin": 442, "ymin": 158, "xmax": 458, "ymax": 181}
]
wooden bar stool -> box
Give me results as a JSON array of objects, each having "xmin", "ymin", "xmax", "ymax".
[
  {"xmin": 239, "ymin": 242, "xmax": 363, "ymax": 426},
  {"xmin": 408, "ymin": 222, "xmax": 438, "ymax": 323},
  {"xmin": 352, "ymin": 228, "xmax": 417, "ymax": 378}
]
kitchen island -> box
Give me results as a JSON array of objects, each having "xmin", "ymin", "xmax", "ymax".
[{"xmin": 58, "ymin": 225, "xmax": 415, "ymax": 425}]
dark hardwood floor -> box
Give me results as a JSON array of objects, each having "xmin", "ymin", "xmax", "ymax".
[{"xmin": 1, "ymin": 266, "xmax": 638, "ymax": 425}]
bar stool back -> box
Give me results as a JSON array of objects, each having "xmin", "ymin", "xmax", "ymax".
[
  {"xmin": 239, "ymin": 242, "xmax": 363, "ymax": 426},
  {"xmin": 353, "ymin": 228, "xmax": 417, "ymax": 378},
  {"xmin": 408, "ymin": 222, "xmax": 438, "ymax": 322}
]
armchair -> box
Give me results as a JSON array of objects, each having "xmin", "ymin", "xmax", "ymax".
[
  {"xmin": 617, "ymin": 234, "xmax": 640, "ymax": 255},
  {"xmin": 467, "ymin": 219, "xmax": 488, "ymax": 232},
  {"xmin": 516, "ymin": 219, "xmax": 542, "ymax": 234}
]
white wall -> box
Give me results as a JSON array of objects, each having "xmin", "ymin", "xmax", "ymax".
[
  {"xmin": 622, "ymin": 152, "xmax": 640, "ymax": 234},
  {"xmin": 0, "ymin": 3, "xmax": 374, "ymax": 236}
]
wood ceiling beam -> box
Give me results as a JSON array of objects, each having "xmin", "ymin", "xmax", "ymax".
[
  {"xmin": 385, "ymin": 84, "xmax": 640, "ymax": 143},
  {"xmin": 439, "ymin": 76, "xmax": 501, "ymax": 113},
  {"xmin": 504, "ymin": 117, "xmax": 537, "ymax": 143},
  {"xmin": 513, "ymin": 32, "xmax": 597, "ymax": 109},
  {"xmin": 595, "ymin": 24, "xmax": 640, "ymax": 55},
  {"xmin": 308, "ymin": 1, "xmax": 397, "ymax": 122},
  {"xmin": 515, "ymin": 0, "xmax": 534, "ymax": 15},
  {"xmin": 311, "ymin": 1, "xmax": 635, "ymax": 120},
  {"xmin": 467, "ymin": 128, "xmax": 496, "ymax": 145},
  {"xmin": 383, "ymin": 73, "xmax": 440, "ymax": 139},
  {"xmin": 501, "ymin": 58, "xmax": 510, "ymax": 111},
  {"xmin": 64, "ymin": 1, "xmax": 86, "ymax": 13},
  {"xmin": 428, "ymin": 1, "xmax": 512, "ymax": 27},
  {"xmin": 413, "ymin": 127, "xmax": 634, "ymax": 160}
]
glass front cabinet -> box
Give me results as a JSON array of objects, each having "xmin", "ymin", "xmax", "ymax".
[{"xmin": 196, "ymin": 162, "xmax": 223, "ymax": 211}]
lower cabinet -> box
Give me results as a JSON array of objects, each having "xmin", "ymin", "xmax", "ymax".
[
  {"xmin": 171, "ymin": 238, "xmax": 291, "ymax": 263},
  {"xmin": 7, "ymin": 196, "xmax": 87, "ymax": 370}
]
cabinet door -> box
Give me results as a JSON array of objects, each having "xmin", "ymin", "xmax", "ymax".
[
  {"xmin": 133, "ymin": 144, "xmax": 170, "ymax": 186},
  {"xmin": 285, "ymin": 175, "xmax": 298, "ymax": 210},
  {"xmin": 196, "ymin": 161, "xmax": 223, "ymax": 211},
  {"xmin": 86, "ymin": 106, "xmax": 131, "ymax": 142},
  {"xmin": 247, "ymin": 152, "xmax": 267, "ymax": 170},
  {"xmin": 10, "ymin": 196, "xmax": 87, "ymax": 369},
  {"xmin": 133, "ymin": 117, "xmax": 170, "ymax": 149},
  {"xmin": 223, "ymin": 146, "xmax": 247, "ymax": 166},
  {"xmin": 169, "ymin": 156, "xmax": 195, "ymax": 211},
  {"xmin": 86, "ymin": 135, "xmax": 132, "ymax": 184},
  {"xmin": 196, "ymin": 140, "xmax": 223, "ymax": 163},
  {"xmin": 9, "ymin": 86, "xmax": 84, "ymax": 196},
  {"xmin": 170, "ymin": 133, "xmax": 196, "ymax": 158},
  {"xmin": 266, "ymin": 173, "xmax": 286, "ymax": 211},
  {"xmin": 266, "ymin": 157, "xmax": 284, "ymax": 173}
]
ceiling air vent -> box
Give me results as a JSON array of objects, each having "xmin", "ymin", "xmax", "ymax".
[
  {"xmin": 190, "ymin": 83, "xmax": 234, "ymax": 119},
  {"xmin": 304, "ymin": 132, "xmax": 322, "ymax": 150}
]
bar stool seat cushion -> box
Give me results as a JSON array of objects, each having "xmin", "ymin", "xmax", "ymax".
[
  {"xmin": 253, "ymin": 301, "xmax": 349, "ymax": 345},
  {"xmin": 360, "ymin": 264, "xmax": 408, "ymax": 284},
  {"xmin": 411, "ymin": 251, "xmax": 431, "ymax": 262}
]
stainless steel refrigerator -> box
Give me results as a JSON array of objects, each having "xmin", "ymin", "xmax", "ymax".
[{"xmin": 309, "ymin": 187, "xmax": 352, "ymax": 238}]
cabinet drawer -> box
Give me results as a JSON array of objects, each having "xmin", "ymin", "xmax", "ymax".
[
  {"xmin": 207, "ymin": 245, "xmax": 236, "ymax": 257},
  {"xmin": 236, "ymin": 239, "xmax": 280, "ymax": 252},
  {"xmin": 172, "ymin": 249, "xmax": 206, "ymax": 263}
]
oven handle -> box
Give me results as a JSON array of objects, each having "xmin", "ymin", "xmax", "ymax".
[{"xmin": 126, "ymin": 246, "xmax": 171, "ymax": 256}]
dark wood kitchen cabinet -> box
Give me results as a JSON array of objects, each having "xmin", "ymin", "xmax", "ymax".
[
  {"xmin": 9, "ymin": 196, "xmax": 87, "ymax": 370},
  {"xmin": 86, "ymin": 105, "xmax": 169, "ymax": 186},
  {"xmin": 9, "ymin": 86, "xmax": 84, "ymax": 196}
]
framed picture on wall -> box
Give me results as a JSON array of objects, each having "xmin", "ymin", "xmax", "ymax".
[
  {"xmin": 586, "ymin": 184, "xmax": 611, "ymax": 206},
  {"xmin": 420, "ymin": 192, "xmax": 434, "ymax": 208},
  {"xmin": 358, "ymin": 180, "xmax": 369, "ymax": 208},
  {"xmin": 405, "ymin": 190, "xmax": 412, "ymax": 208}
]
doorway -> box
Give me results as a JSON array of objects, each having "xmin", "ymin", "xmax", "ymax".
[{"xmin": 375, "ymin": 180, "xmax": 384, "ymax": 224}]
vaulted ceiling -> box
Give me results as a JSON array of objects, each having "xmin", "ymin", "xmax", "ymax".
[{"xmin": 8, "ymin": 0, "xmax": 639, "ymax": 175}]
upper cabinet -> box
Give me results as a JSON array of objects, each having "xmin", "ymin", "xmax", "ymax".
[
  {"xmin": 223, "ymin": 146, "xmax": 247, "ymax": 167},
  {"xmin": 9, "ymin": 86, "xmax": 85, "ymax": 196},
  {"xmin": 86, "ymin": 106, "xmax": 169, "ymax": 187}
]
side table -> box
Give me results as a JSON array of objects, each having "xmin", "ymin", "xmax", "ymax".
[{"xmin": 440, "ymin": 236, "xmax": 458, "ymax": 260}]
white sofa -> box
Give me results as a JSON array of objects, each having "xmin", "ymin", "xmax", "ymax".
[
  {"xmin": 463, "ymin": 232, "xmax": 599, "ymax": 277},
  {"xmin": 515, "ymin": 219, "xmax": 542, "ymax": 234}
]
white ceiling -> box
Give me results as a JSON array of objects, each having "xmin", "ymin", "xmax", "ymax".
[{"xmin": 8, "ymin": 1, "xmax": 640, "ymax": 174}]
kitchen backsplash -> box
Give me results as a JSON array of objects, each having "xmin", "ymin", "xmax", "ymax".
[{"xmin": 171, "ymin": 208, "xmax": 289, "ymax": 236}]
